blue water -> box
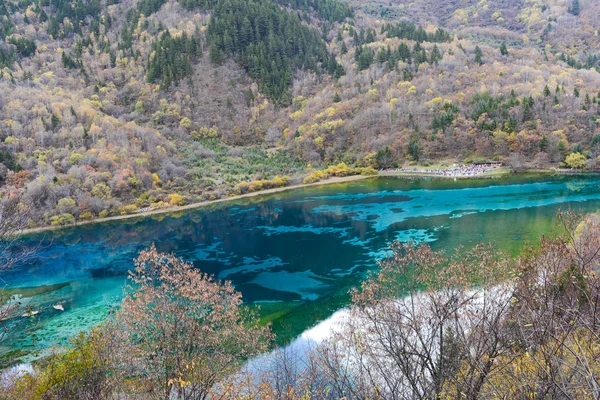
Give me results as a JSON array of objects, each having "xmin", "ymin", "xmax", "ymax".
[{"xmin": 4, "ymin": 174, "xmax": 600, "ymax": 357}]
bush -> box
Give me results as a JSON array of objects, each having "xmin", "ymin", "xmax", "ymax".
[
  {"xmin": 6, "ymin": 328, "xmax": 118, "ymax": 400},
  {"xmin": 236, "ymin": 176, "xmax": 290, "ymax": 194},
  {"xmin": 122, "ymin": 204, "xmax": 138, "ymax": 214},
  {"xmin": 79, "ymin": 212, "xmax": 93, "ymax": 220},
  {"xmin": 50, "ymin": 213, "xmax": 75, "ymax": 226},
  {"xmin": 168, "ymin": 193, "xmax": 184, "ymax": 206},
  {"xmin": 302, "ymin": 163, "xmax": 376, "ymax": 184}
]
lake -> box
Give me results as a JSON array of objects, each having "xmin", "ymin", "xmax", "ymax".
[{"xmin": 4, "ymin": 174, "xmax": 600, "ymax": 360}]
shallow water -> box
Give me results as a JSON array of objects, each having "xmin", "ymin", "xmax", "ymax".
[{"xmin": 4, "ymin": 174, "xmax": 600, "ymax": 358}]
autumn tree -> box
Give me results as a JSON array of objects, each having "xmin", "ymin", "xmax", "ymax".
[
  {"xmin": 471, "ymin": 210, "xmax": 600, "ymax": 398},
  {"xmin": 565, "ymin": 152, "xmax": 586, "ymax": 169},
  {"xmin": 116, "ymin": 245, "xmax": 272, "ymax": 399},
  {"xmin": 313, "ymin": 241, "xmax": 516, "ymax": 399}
]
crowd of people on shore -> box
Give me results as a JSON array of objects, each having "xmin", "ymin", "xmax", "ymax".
[{"xmin": 382, "ymin": 163, "xmax": 503, "ymax": 177}]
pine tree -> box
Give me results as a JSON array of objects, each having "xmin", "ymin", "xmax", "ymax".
[
  {"xmin": 430, "ymin": 44, "xmax": 441, "ymax": 65},
  {"xmin": 522, "ymin": 101, "xmax": 533, "ymax": 122},
  {"xmin": 333, "ymin": 92, "xmax": 341, "ymax": 103},
  {"xmin": 499, "ymin": 42, "xmax": 508, "ymax": 56},
  {"xmin": 568, "ymin": 0, "xmax": 580, "ymax": 16},
  {"xmin": 544, "ymin": 85, "xmax": 551, "ymax": 97},
  {"xmin": 540, "ymin": 135, "xmax": 548, "ymax": 151},
  {"xmin": 474, "ymin": 45, "xmax": 483, "ymax": 65},
  {"xmin": 51, "ymin": 114, "xmax": 61, "ymax": 130}
]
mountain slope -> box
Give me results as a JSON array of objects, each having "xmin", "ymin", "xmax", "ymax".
[{"xmin": 1, "ymin": 0, "xmax": 600, "ymax": 227}]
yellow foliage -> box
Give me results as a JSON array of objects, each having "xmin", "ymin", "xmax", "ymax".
[
  {"xmin": 191, "ymin": 127, "xmax": 219, "ymax": 139},
  {"xmin": 236, "ymin": 176, "xmax": 290, "ymax": 194},
  {"xmin": 425, "ymin": 97, "xmax": 443, "ymax": 106},
  {"xmin": 313, "ymin": 136, "xmax": 324, "ymax": 149},
  {"xmin": 321, "ymin": 119, "xmax": 344, "ymax": 132},
  {"xmin": 565, "ymin": 152, "xmax": 586, "ymax": 169},
  {"xmin": 454, "ymin": 9, "xmax": 469, "ymax": 24},
  {"xmin": 325, "ymin": 107, "xmax": 336, "ymax": 118},
  {"xmin": 179, "ymin": 117, "xmax": 192, "ymax": 129},
  {"xmin": 366, "ymin": 89, "xmax": 379, "ymax": 101},
  {"xmin": 303, "ymin": 163, "xmax": 376, "ymax": 184},
  {"xmin": 168, "ymin": 193, "xmax": 184, "ymax": 206},
  {"xmin": 290, "ymin": 110, "xmax": 304, "ymax": 121}
]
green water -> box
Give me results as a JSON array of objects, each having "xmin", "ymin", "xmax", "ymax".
[{"xmin": 4, "ymin": 174, "xmax": 600, "ymax": 358}]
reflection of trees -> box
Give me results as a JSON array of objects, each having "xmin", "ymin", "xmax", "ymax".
[{"xmin": 14, "ymin": 196, "xmax": 377, "ymax": 292}]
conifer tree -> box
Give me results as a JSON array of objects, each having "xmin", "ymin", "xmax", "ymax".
[{"xmin": 474, "ymin": 45, "xmax": 483, "ymax": 65}]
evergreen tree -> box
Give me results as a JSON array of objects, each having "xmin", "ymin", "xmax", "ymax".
[
  {"xmin": 147, "ymin": 30, "xmax": 201, "ymax": 88},
  {"xmin": 408, "ymin": 135, "xmax": 419, "ymax": 161},
  {"xmin": 568, "ymin": 0, "xmax": 580, "ymax": 16},
  {"xmin": 474, "ymin": 45, "xmax": 483, "ymax": 65},
  {"xmin": 522, "ymin": 101, "xmax": 533, "ymax": 122},
  {"xmin": 340, "ymin": 41, "xmax": 348, "ymax": 55},
  {"xmin": 51, "ymin": 114, "xmax": 61, "ymax": 130},
  {"xmin": 499, "ymin": 42, "xmax": 508, "ymax": 56},
  {"xmin": 191, "ymin": 0, "xmax": 339, "ymax": 104},
  {"xmin": 543, "ymin": 85, "xmax": 551, "ymax": 97},
  {"xmin": 430, "ymin": 44, "xmax": 441, "ymax": 65},
  {"xmin": 540, "ymin": 135, "xmax": 548, "ymax": 151},
  {"xmin": 333, "ymin": 92, "xmax": 341, "ymax": 103}
]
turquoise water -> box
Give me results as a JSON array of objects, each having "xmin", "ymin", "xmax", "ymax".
[{"xmin": 4, "ymin": 174, "xmax": 600, "ymax": 357}]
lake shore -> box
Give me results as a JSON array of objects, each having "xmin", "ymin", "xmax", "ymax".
[
  {"xmin": 17, "ymin": 167, "xmax": 596, "ymax": 236},
  {"xmin": 379, "ymin": 167, "xmax": 512, "ymax": 178},
  {"xmin": 19, "ymin": 174, "xmax": 372, "ymax": 236}
]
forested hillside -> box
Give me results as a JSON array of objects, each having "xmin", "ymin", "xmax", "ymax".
[{"xmin": 1, "ymin": 0, "xmax": 600, "ymax": 228}]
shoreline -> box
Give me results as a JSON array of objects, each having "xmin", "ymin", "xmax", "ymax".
[
  {"xmin": 18, "ymin": 174, "xmax": 372, "ymax": 236},
  {"xmin": 17, "ymin": 168, "xmax": 597, "ymax": 236},
  {"xmin": 378, "ymin": 168, "xmax": 511, "ymax": 178}
]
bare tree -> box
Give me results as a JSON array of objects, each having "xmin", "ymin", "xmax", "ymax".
[
  {"xmin": 311, "ymin": 242, "xmax": 516, "ymax": 400},
  {"xmin": 0, "ymin": 195, "xmax": 34, "ymax": 274},
  {"xmin": 503, "ymin": 210, "xmax": 600, "ymax": 399},
  {"xmin": 0, "ymin": 194, "xmax": 40, "ymax": 344}
]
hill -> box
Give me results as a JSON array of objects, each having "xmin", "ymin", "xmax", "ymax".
[{"xmin": 1, "ymin": 0, "xmax": 599, "ymax": 227}]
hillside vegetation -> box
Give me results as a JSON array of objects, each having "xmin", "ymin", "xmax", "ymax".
[{"xmin": 1, "ymin": 0, "xmax": 600, "ymax": 227}]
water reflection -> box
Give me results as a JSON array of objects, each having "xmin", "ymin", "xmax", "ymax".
[{"xmin": 5, "ymin": 175, "xmax": 600, "ymax": 357}]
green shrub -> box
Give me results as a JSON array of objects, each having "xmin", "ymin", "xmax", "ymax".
[{"xmin": 50, "ymin": 213, "xmax": 75, "ymax": 226}]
